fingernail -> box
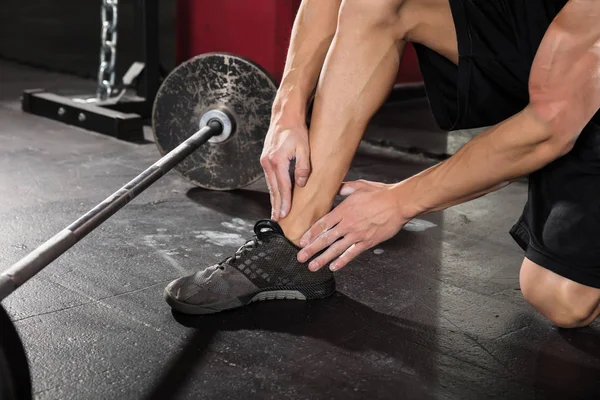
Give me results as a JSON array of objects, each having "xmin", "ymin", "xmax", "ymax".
[
  {"xmin": 280, "ymin": 205, "xmax": 288, "ymax": 218},
  {"xmin": 330, "ymin": 263, "xmax": 337, "ymax": 271},
  {"xmin": 309, "ymin": 261, "xmax": 318, "ymax": 271},
  {"xmin": 299, "ymin": 238, "xmax": 308, "ymax": 247},
  {"xmin": 297, "ymin": 177, "xmax": 306, "ymax": 186},
  {"xmin": 298, "ymin": 252, "xmax": 307, "ymax": 263}
]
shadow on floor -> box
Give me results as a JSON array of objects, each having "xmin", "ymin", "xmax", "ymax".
[
  {"xmin": 558, "ymin": 328, "xmax": 600, "ymax": 359},
  {"xmin": 143, "ymin": 292, "xmax": 600, "ymax": 399},
  {"xmin": 531, "ymin": 328, "xmax": 600, "ymax": 398},
  {"xmin": 186, "ymin": 188, "xmax": 271, "ymax": 221},
  {"xmin": 144, "ymin": 293, "xmax": 438, "ymax": 399}
]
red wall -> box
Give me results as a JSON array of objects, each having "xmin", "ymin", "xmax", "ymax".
[{"xmin": 176, "ymin": 0, "xmax": 422, "ymax": 85}]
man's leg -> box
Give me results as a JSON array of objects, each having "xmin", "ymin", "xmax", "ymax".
[
  {"xmin": 520, "ymin": 258, "xmax": 600, "ymax": 328},
  {"xmin": 277, "ymin": 0, "xmax": 459, "ymax": 244},
  {"xmin": 164, "ymin": 0, "xmax": 459, "ymax": 315}
]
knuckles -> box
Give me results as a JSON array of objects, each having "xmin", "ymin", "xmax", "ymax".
[
  {"xmin": 260, "ymin": 152, "xmax": 281, "ymax": 167},
  {"xmin": 259, "ymin": 156, "xmax": 269, "ymax": 168}
]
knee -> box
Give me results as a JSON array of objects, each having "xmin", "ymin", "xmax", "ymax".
[
  {"xmin": 520, "ymin": 272, "xmax": 597, "ymax": 329},
  {"xmin": 542, "ymin": 307, "xmax": 595, "ymax": 329},
  {"xmin": 338, "ymin": 0, "xmax": 406, "ymax": 32}
]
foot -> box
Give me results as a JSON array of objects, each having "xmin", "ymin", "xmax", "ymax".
[{"xmin": 164, "ymin": 219, "xmax": 336, "ymax": 314}]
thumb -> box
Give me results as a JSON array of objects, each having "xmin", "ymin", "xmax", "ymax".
[
  {"xmin": 294, "ymin": 146, "xmax": 311, "ymax": 187},
  {"xmin": 339, "ymin": 180, "xmax": 374, "ymax": 196},
  {"xmin": 339, "ymin": 181, "xmax": 361, "ymax": 196}
]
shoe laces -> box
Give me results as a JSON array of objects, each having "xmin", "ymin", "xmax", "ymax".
[{"xmin": 217, "ymin": 219, "xmax": 281, "ymax": 269}]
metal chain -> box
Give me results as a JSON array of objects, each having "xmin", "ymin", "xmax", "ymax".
[{"xmin": 97, "ymin": 0, "xmax": 119, "ymax": 100}]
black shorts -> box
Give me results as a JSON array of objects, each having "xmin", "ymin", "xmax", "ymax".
[{"xmin": 413, "ymin": 0, "xmax": 600, "ymax": 288}]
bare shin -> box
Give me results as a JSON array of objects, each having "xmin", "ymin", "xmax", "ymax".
[{"xmin": 278, "ymin": 0, "xmax": 408, "ymax": 243}]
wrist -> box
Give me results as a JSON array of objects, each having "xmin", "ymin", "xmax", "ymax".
[
  {"xmin": 390, "ymin": 180, "xmax": 428, "ymax": 221},
  {"xmin": 271, "ymin": 107, "xmax": 306, "ymax": 129},
  {"xmin": 271, "ymin": 85, "xmax": 311, "ymax": 125}
]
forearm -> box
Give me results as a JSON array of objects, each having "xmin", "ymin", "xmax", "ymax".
[
  {"xmin": 399, "ymin": 0, "xmax": 600, "ymax": 218},
  {"xmin": 272, "ymin": 0, "xmax": 342, "ymax": 124},
  {"xmin": 396, "ymin": 106, "xmax": 570, "ymax": 217}
]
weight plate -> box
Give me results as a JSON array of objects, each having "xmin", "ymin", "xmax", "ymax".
[
  {"xmin": 152, "ymin": 53, "xmax": 278, "ymax": 190},
  {"xmin": 0, "ymin": 305, "xmax": 32, "ymax": 400}
]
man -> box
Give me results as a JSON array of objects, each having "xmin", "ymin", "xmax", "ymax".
[{"xmin": 164, "ymin": 0, "xmax": 600, "ymax": 328}]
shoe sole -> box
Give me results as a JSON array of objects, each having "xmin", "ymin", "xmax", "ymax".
[{"xmin": 165, "ymin": 279, "xmax": 336, "ymax": 315}]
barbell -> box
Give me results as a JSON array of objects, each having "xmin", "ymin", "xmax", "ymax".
[{"xmin": 0, "ymin": 53, "xmax": 277, "ymax": 399}]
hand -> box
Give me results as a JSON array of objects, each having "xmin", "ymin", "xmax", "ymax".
[
  {"xmin": 297, "ymin": 180, "xmax": 413, "ymax": 271},
  {"xmin": 260, "ymin": 123, "xmax": 311, "ymax": 220}
]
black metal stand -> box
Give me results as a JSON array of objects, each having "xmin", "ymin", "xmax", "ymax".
[{"xmin": 20, "ymin": 0, "xmax": 161, "ymax": 142}]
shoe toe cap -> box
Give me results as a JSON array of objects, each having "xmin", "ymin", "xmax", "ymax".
[{"xmin": 165, "ymin": 276, "xmax": 189, "ymax": 300}]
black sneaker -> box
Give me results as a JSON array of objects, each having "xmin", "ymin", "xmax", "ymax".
[{"xmin": 164, "ymin": 219, "xmax": 336, "ymax": 314}]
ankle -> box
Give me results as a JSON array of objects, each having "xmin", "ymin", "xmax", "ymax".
[
  {"xmin": 275, "ymin": 192, "xmax": 336, "ymax": 246},
  {"xmin": 277, "ymin": 219, "xmax": 305, "ymax": 246}
]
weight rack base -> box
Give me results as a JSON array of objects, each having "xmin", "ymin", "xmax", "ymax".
[{"xmin": 21, "ymin": 89, "xmax": 145, "ymax": 142}]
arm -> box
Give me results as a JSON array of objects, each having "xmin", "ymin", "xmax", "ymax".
[
  {"xmin": 297, "ymin": 0, "xmax": 600, "ymax": 272},
  {"xmin": 396, "ymin": 0, "xmax": 600, "ymax": 218},
  {"xmin": 272, "ymin": 0, "xmax": 342, "ymax": 124},
  {"xmin": 262, "ymin": 0, "xmax": 342, "ymax": 220}
]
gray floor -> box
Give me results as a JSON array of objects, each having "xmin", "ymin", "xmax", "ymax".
[{"xmin": 0, "ymin": 61, "xmax": 599, "ymax": 400}]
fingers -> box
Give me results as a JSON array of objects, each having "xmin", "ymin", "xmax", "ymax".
[
  {"xmin": 274, "ymin": 161, "xmax": 292, "ymax": 219},
  {"xmin": 299, "ymin": 232, "xmax": 369, "ymax": 272},
  {"xmin": 260, "ymin": 156, "xmax": 280, "ymax": 220},
  {"xmin": 272, "ymin": 144, "xmax": 311, "ymax": 218},
  {"xmin": 294, "ymin": 146, "xmax": 311, "ymax": 187},
  {"xmin": 262, "ymin": 151, "xmax": 295, "ymax": 220},
  {"xmin": 338, "ymin": 182, "xmax": 356, "ymax": 196},
  {"xmin": 296, "ymin": 201, "xmax": 373, "ymax": 271},
  {"xmin": 307, "ymin": 235, "xmax": 357, "ymax": 272},
  {"xmin": 339, "ymin": 180, "xmax": 375, "ymax": 196},
  {"xmin": 330, "ymin": 242, "xmax": 369, "ymax": 271},
  {"xmin": 299, "ymin": 212, "xmax": 342, "ymax": 249},
  {"xmin": 297, "ymin": 226, "xmax": 344, "ymax": 264},
  {"xmin": 266, "ymin": 173, "xmax": 280, "ymax": 219}
]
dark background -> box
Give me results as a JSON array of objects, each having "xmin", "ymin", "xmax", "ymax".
[{"xmin": 0, "ymin": 0, "xmax": 177, "ymax": 79}]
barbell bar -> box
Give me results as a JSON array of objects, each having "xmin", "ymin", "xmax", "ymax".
[
  {"xmin": 0, "ymin": 52, "xmax": 278, "ymax": 400},
  {"xmin": 0, "ymin": 121, "xmax": 221, "ymax": 301}
]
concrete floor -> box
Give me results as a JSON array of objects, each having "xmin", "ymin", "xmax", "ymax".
[{"xmin": 0, "ymin": 61, "xmax": 599, "ymax": 400}]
